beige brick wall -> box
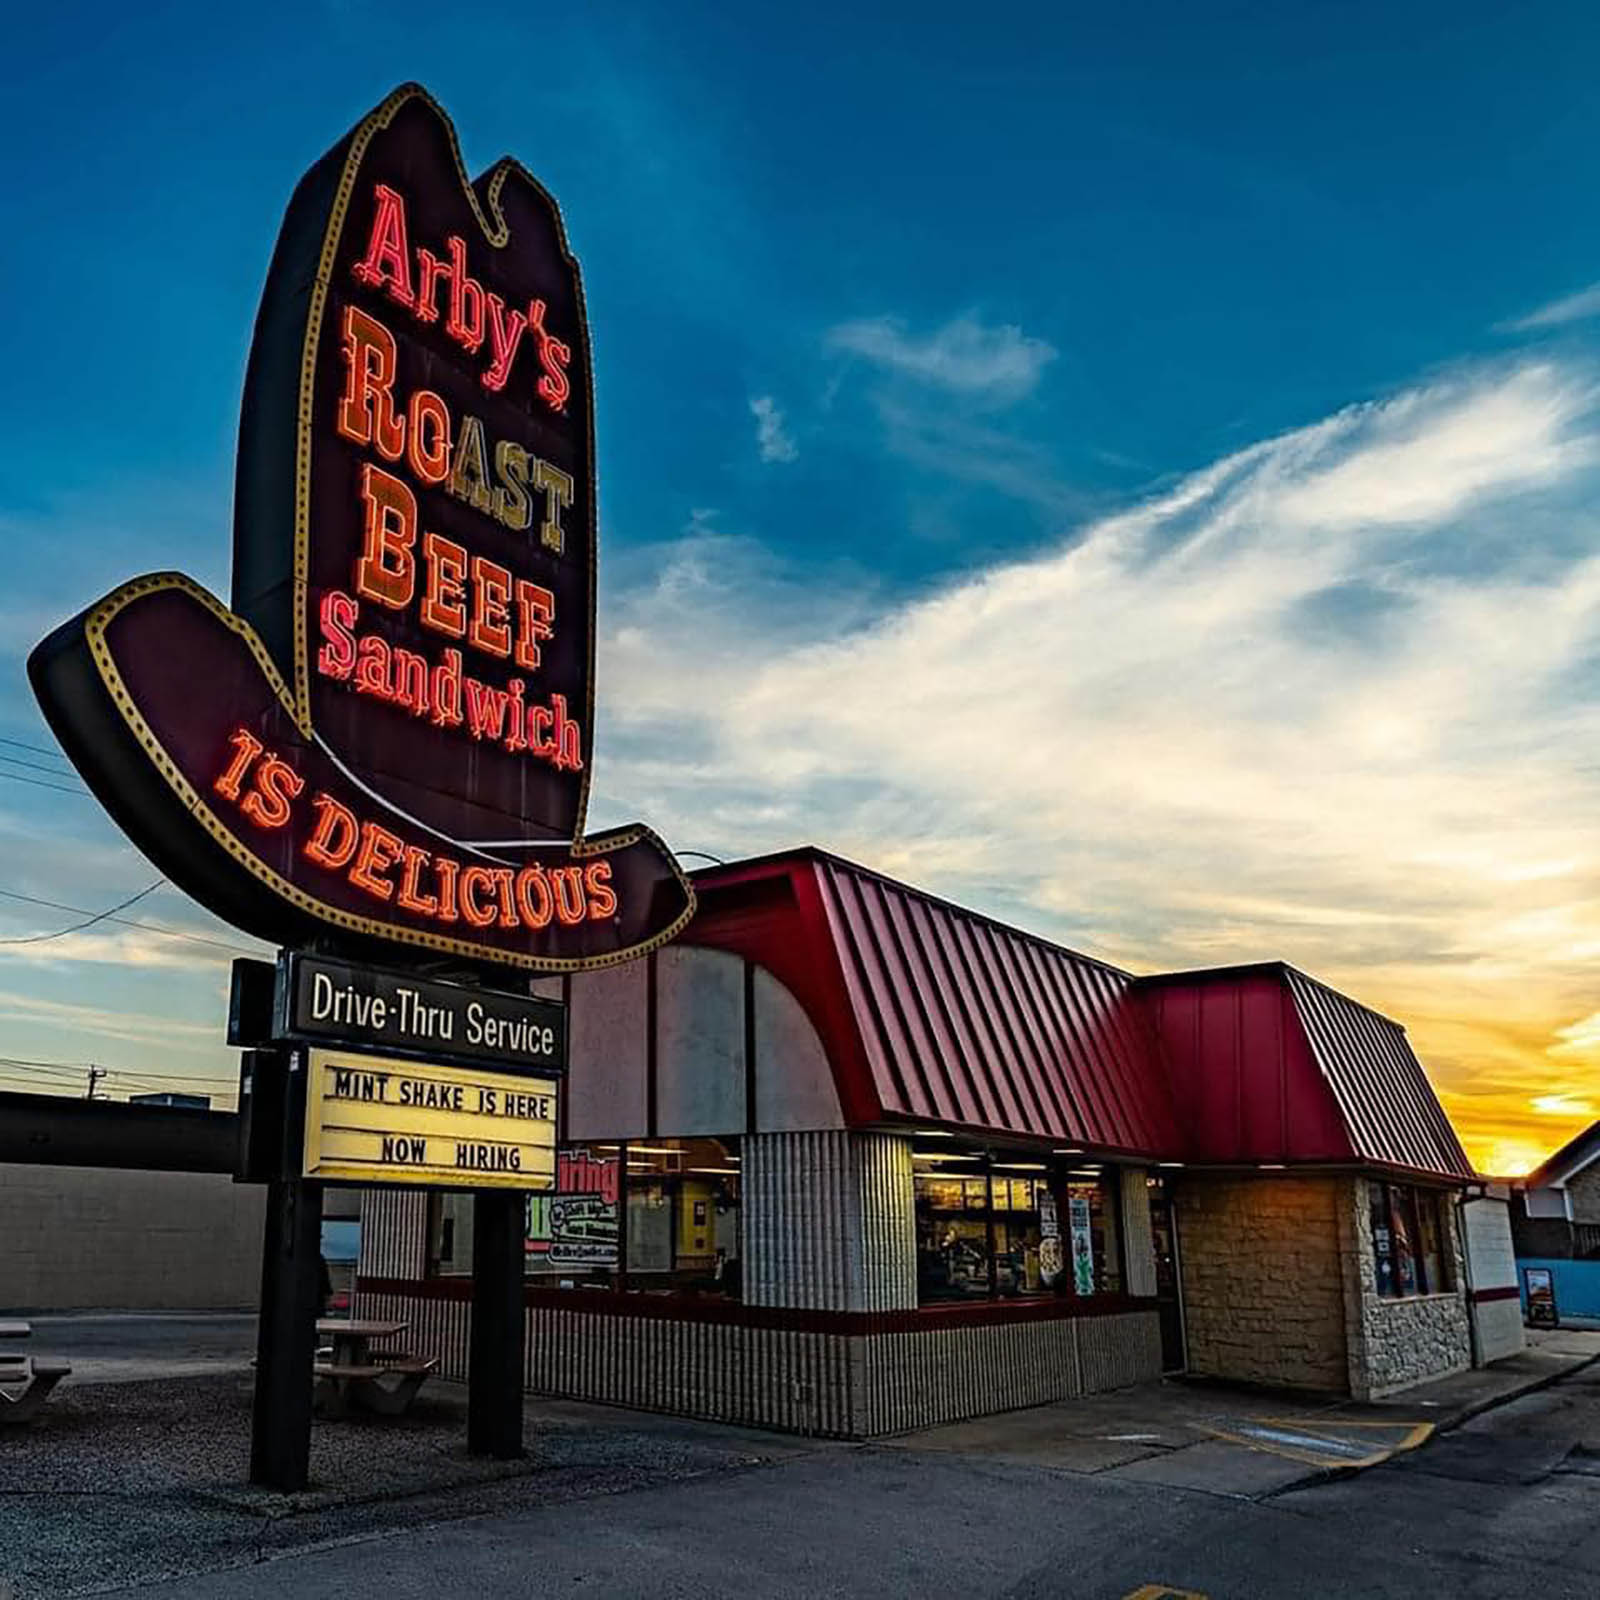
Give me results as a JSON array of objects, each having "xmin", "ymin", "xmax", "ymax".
[{"xmin": 1177, "ymin": 1176, "xmax": 1349, "ymax": 1392}]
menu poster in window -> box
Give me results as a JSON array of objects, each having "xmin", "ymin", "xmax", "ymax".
[
  {"xmin": 1038, "ymin": 1192, "xmax": 1063, "ymax": 1287},
  {"xmin": 525, "ymin": 1148, "xmax": 619, "ymax": 1270},
  {"xmin": 1525, "ymin": 1266, "xmax": 1559, "ymax": 1328},
  {"xmin": 1373, "ymin": 1221, "xmax": 1393, "ymax": 1293},
  {"xmin": 1069, "ymin": 1194, "xmax": 1095, "ymax": 1296}
]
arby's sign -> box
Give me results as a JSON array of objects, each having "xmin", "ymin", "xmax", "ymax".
[{"xmin": 29, "ymin": 85, "xmax": 693, "ymax": 970}]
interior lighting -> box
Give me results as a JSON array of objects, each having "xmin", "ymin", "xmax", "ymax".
[
  {"xmin": 912, "ymin": 1152, "xmax": 983, "ymax": 1163},
  {"xmin": 1052, "ymin": 1148, "xmax": 1084, "ymax": 1155},
  {"xmin": 992, "ymin": 1162, "xmax": 1048, "ymax": 1172}
]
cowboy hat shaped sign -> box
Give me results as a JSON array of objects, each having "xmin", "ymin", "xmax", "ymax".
[{"xmin": 30, "ymin": 85, "xmax": 694, "ymax": 971}]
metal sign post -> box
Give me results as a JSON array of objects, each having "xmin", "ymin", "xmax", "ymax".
[
  {"xmin": 468, "ymin": 1189, "xmax": 527, "ymax": 1459},
  {"xmin": 250, "ymin": 1177, "xmax": 324, "ymax": 1490}
]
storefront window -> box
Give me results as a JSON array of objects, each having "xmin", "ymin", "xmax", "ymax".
[
  {"xmin": 429, "ymin": 1136, "xmax": 741, "ymax": 1298},
  {"xmin": 1370, "ymin": 1182, "xmax": 1452, "ymax": 1298},
  {"xmin": 914, "ymin": 1147, "xmax": 1123, "ymax": 1304},
  {"xmin": 618, "ymin": 1137, "xmax": 742, "ymax": 1296}
]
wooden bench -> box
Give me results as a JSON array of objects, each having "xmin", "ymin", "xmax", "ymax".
[
  {"xmin": 0, "ymin": 1353, "xmax": 71, "ymax": 1425},
  {"xmin": 313, "ymin": 1353, "xmax": 437, "ymax": 1417}
]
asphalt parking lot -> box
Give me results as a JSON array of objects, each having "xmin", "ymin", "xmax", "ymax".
[{"xmin": 5, "ymin": 1317, "xmax": 1600, "ymax": 1598}]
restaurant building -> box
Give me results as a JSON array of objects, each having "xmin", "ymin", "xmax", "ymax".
[{"xmin": 357, "ymin": 847, "xmax": 1488, "ymax": 1435}]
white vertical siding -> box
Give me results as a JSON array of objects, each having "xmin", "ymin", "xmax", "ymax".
[
  {"xmin": 357, "ymin": 1189, "xmax": 428, "ymax": 1280},
  {"xmin": 742, "ymin": 1131, "xmax": 915, "ymax": 1311}
]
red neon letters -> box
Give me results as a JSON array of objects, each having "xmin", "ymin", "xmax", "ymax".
[{"xmin": 352, "ymin": 183, "xmax": 571, "ymax": 405}]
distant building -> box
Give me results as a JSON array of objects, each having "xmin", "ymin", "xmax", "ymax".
[
  {"xmin": 1509, "ymin": 1121, "xmax": 1600, "ymax": 1326},
  {"xmin": 129, "ymin": 1091, "xmax": 212, "ymax": 1111}
]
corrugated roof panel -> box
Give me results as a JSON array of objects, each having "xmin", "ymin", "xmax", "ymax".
[
  {"xmin": 1283, "ymin": 969, "xmax": 1472, "ymax": 1179},
  {"xmin": 806, "ymin": 854, "xmax": 1181, "ymax": 1154}
]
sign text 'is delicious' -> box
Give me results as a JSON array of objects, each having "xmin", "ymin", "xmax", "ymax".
[{"xmin": 29, "ymin": 85, "xmax": 693, "ymax": 970}]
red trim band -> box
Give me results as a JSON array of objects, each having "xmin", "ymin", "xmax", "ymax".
[
  {"xmin": 357, "ymin": 1275, "xmax": 1159, "ymax": 1335},
  {"xmin": 1472, "ymin": 1284, "xmax": 1521, "ymax": 1304}
]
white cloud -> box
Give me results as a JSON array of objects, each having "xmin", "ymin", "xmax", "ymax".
[
  {"xmin": 826, "ymin": 313, "xmax": 1057, "ymax": 402},
  {"xmin": 1505, "ymin": 281, "xmax": 1600, "ymax": 333},
  {"xmin": 749, "ymin": 395, "xmax": 797, "ymax": 463},
  {"xmin": 594, "ymin": 357, "xmax": 1600, "ymax": 1158}
]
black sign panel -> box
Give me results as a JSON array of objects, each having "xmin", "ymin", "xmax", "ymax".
[{"xmin": 276, "ymin": 952, "xmax": 564, "ymax": 1076}]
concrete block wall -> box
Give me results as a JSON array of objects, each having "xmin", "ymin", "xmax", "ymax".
[
  {"xmin": 1176, "ymin": 1176, "xmax": 1349, "ymax": 1391},
  {"xmin": 0, "ymin": 1163, "xmax": 266, "ymax": 1310}
]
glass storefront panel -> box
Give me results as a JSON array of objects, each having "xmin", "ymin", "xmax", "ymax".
[
  {"xmin": 914, "ymin": 1146, "xmax": 1125, "ymax": 1304},
  {"xmin": 429, "ymin": 1136, "xmax": 741, "ymax": 1298}
]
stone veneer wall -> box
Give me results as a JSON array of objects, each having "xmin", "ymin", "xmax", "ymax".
[
  {"xmin": 1339, "ymin": 1177, "xmax": 1471, "ymax": 1400},
  {"xmin": 1176, "ymin": 1176, "xmax": 1349, "ymax": 1392}
]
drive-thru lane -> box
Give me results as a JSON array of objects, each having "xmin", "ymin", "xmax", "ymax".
[{"xmin": 76, "ymin": 1360, "xmax": 1600, "ymax": 1600}]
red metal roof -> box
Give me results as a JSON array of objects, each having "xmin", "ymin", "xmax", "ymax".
[
  {"xmin": 1137, "ymin": 963, "xmax": 1473, "ymax": 1180},
  {"xmin": 687, "ymin": 849, "xmax": 1181, "ymax": 1157},
  {"xmin": 1283, "ymin": 968, "xmax": 1473, "ymax": 1179},
  {"xmin": 686, "ymin": 850, "xmax": 1472, "ymax": 1180}
]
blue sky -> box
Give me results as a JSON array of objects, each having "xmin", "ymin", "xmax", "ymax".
[{"xmin": 5, "ymin": 2, "xmax": 1600, "ymax": 1167}]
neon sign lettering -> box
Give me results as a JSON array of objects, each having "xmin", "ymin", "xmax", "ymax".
[{"xmin": 29, "ymin": 85, "xmax": 693, "ymax": 970}]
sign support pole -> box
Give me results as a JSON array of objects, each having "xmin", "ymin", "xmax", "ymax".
[
  {"xmin": 467, "ymin": 1188, "xmax": 526, "ymax": 1459},
  {"xmin": 250, "ymin": 1176, "xmax": 324, "ymax": 1489}
]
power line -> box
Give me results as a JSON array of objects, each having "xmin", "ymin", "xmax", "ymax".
[
  {"xmin": 0, "ymin": 735, "xmax": 71, "ymax": 765},
  {"xmin": 0, "ymin": 881, "xmax": 166, "ymax": 945},
  {"xmin": 0, "ymin": 887, "xmax": 259, "ymax": 957},
  {"xmin": 0, "ymin": 752, "xmax": 84, "ymax": 781},
  {"xmin": 0, "ymin": 769, "xmax": 90, "ymax": 798}
]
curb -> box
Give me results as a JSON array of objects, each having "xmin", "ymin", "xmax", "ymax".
[
  {"xmin": 1254, "ymin": 1348, "xmax": 1600, "ymax": 1500},
  {"xmin": 1430, "ymin": 1348, "xmax": 1600, "ymax": 1437}
]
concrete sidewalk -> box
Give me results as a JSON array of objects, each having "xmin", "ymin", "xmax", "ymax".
[{"xmin": 885, "ymin": 1326, "xmax": 1600, "ymax": 1499}]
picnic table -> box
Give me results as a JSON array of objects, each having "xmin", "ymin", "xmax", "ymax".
[
  {"xmin": 313, "ymin": 1318, "xmax": 436, "ymax": 1417},
  {"xmin": 317, "ymin": 1318, "xmax": 407, "ymax": 1367},
  {"xmin": 1, "ymin": 1318, "xmax": 71, "ymax": 1425}
]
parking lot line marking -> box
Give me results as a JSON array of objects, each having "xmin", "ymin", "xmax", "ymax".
[{"xmin": 1200, "ymin": 1415, "xmax": 1433, "ymax": 1469}]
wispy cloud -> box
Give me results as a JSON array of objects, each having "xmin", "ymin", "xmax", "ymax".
[
  {"xmin": 749, "ymin": 394, "xmax": 797, "ymax": 463},
  {"xmin": 1503, "ymin": 280, "xmax": 1600, "ymax": 333},
  {"xmin": 827, "ymin": 313, "xmax": 1057, "ymax": 403},
  {"xmin": 598, "ymin": 356, "xmax": 1600, "ymax": 1172}
]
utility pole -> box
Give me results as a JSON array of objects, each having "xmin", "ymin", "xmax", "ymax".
[{"xmin": 84, "ymin": 1064, "xmax": 105, "ymax": 1100}]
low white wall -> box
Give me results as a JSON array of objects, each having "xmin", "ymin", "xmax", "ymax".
[
  {"xmin": 0, "ymin": 1163, "xmax": 266, "ymax": 1310},
  {"xmin": 1461, "ymin": 1194, "xmax": 1524, "ymax": 1365}
]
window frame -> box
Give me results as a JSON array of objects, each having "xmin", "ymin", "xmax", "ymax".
[{"xmin": 1370, "ymin": 1180, "xmax": 1454, "ymax": 1300}]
